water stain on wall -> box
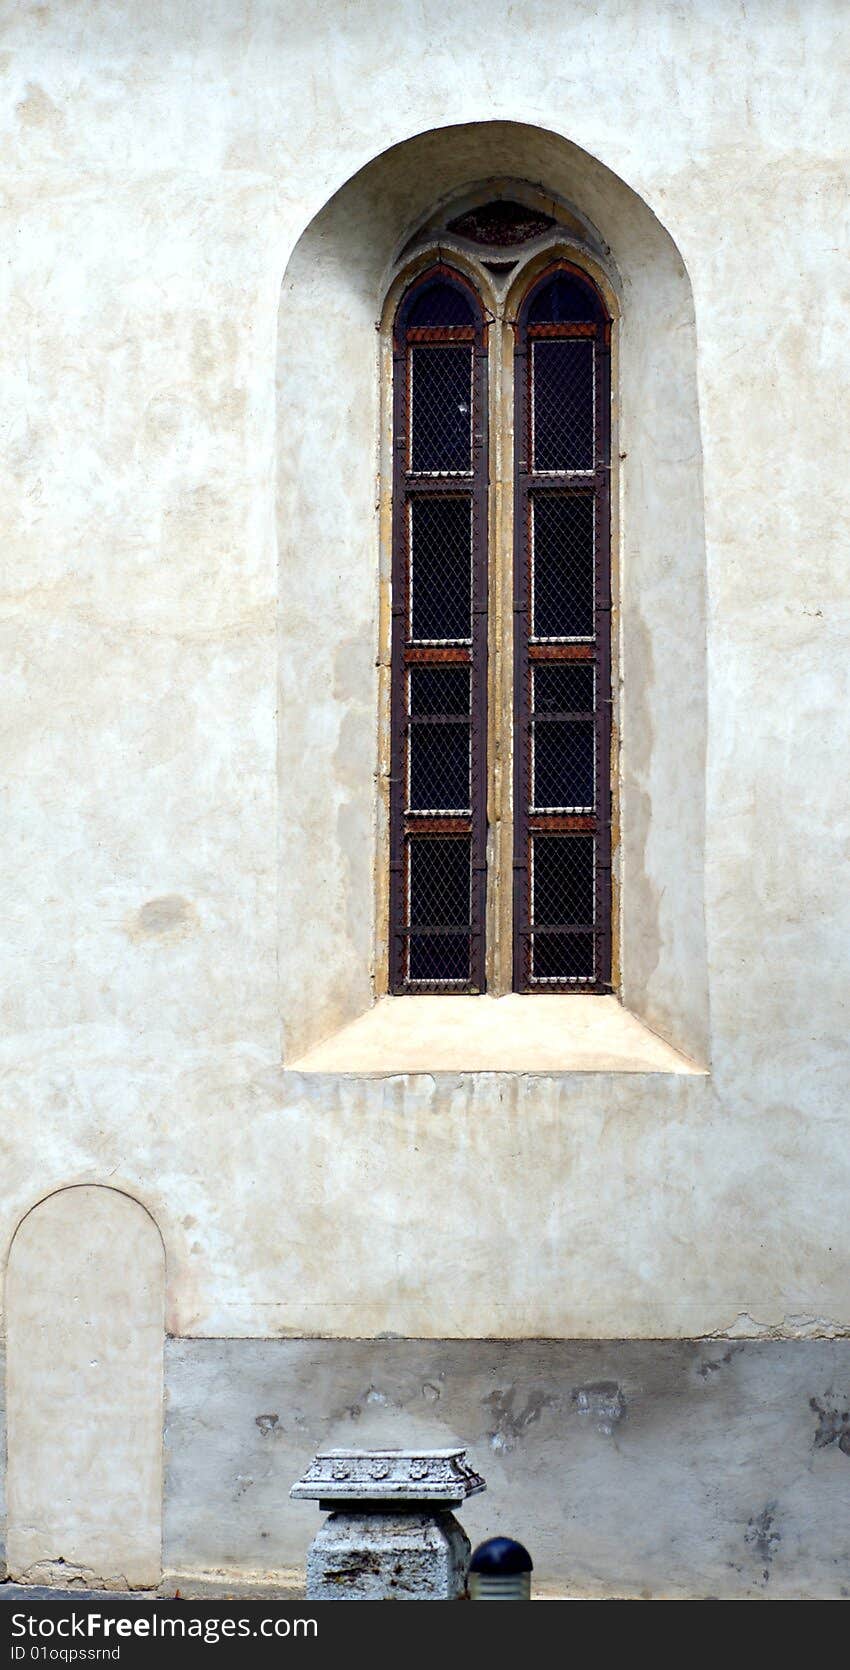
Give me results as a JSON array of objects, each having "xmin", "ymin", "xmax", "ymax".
[
  {"xmin": 810, "ymin": 1395, "xmax": 850, "ymax": 1456},
  {"xmin": 484, "ymin": 1386, "xmax": 555, "ymax": 1452},
  {"xmin": 126, "ymin": 895, "xmax": 197, "ymax": 942},
  {"xmin": 745, "ymin": 1502, "xmax": 780, "ymax": 1584}
]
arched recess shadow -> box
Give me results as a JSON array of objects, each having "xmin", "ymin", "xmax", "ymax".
[
  {"xmin": 5, "ymin": 1185, "xmax": 165, "ymax": 1590},
  {"xmin": 277, "ymin": 120, "xmax": 709, "ymax": 1065}
]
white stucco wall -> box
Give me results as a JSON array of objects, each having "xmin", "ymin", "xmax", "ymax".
[{"xmin": 0, "ymin": 0, "xmax": 848, "ymax": 1339}]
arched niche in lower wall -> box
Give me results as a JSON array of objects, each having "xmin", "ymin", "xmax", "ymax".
[{"xmin": 5, "ymin": 1185, "xmax": 165, "ymax": 1591}]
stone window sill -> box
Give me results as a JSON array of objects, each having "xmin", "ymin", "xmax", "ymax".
[{"xmin": 286, "ymin": 994, "xmax": 705, "ymax": 1076}]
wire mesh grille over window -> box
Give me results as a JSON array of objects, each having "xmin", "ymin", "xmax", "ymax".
[
  {"xmin": 513, "ymin": 263, "xmax": 612, "ymax": 990},
  {"xmin": 389, "ymin": 268, "xmax": 488, "ymax": 992}
]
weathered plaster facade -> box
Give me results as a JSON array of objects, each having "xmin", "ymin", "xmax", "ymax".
[
  {"xmin": 1, "ymin": 0, "xmax": 849, "ymax": 1597},
  {"xmin": 162, "ymin": 1338, "xmax": 850, "ymax": 1601}
]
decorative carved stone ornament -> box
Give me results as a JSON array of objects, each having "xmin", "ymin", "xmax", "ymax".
[{"xmin": 290, "ymin": 1446, "xmax": 486, "ymax": 1505}]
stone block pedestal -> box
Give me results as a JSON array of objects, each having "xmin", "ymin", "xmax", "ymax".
[
  {"xmin": 306, "ymin": 1508, "xmax": 471, "ymax": 1600},
  {"xmin": 291, "ymin": 1448, "xmax": 486, "ymax": 1602}
]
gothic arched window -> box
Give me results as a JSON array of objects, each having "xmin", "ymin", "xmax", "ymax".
[
  {"xmin": 512, "ymin": 264, "xmax": 612, "ymax": 991},
  {"xmin": 388, "ymin": 257, "xmax": 611, "ymax": 994},
  {"xmin": 388, "ymin": 266, "xmax": 488, "ymax": 992}
]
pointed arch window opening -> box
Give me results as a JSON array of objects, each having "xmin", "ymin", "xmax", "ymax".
[
  {"xmin": 388, "ymin": 258, "xmax": 612, "ymax": 994},
  {"xmin": 389, "ymin": 266, "xmax": 489, "ymax": 992},
  {"xmin": 513, "ymin": 261, "xmax": 613, "ymax": 992}
]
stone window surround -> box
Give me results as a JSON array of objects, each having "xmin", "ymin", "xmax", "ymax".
[
  {"xmin": 277, "ymin": 160, "xmax": 709, "ymax": 1075},
  {"xmin": 287, "ymin": 213, "xmax": 701, "ymax": 1077}
]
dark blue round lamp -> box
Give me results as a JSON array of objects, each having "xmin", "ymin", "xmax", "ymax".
[{"xmin": 469, "ymin": 1536, "xmax": 533, "ymax": 1600}]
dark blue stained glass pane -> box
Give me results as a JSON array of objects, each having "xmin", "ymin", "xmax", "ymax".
[
  {"xmin": 533, "ymin": 663, "xmax": 594, "ymax": 713},
  {"xmin": 410, "ymin": 344, "xmax": 473, "ymax": 473},
  {"xmin": 532, "ymin": 931, "xmax": 595, "ymax": 981},
  {"xmin": 409, "ymin": 836, "xmax": 470, "ymax": 928},
  {"xmin": 527, "ymin": 272, "xmax": 602, "ymax": 324},
  {"xmin": 408, "ymin": 279, "xmax": 474, "ymax": 328},
  {"xmin": 532, "ymin": 339, "xmax": 594, "ymax": 472},
  {"xmin": 409, "ymin": 932, "xmax": 471, "ymax": 983},
  {"xmin": 532, "ymin": 495, "xmax": 595, "ymax": 639},
  {"xmin": 410, "ymin": 498, "xmax": 471, "ymax": 641},
  {"xmin": 532, "ymin": 834, "xmax": 595, "ymax": 928},
  {"xmin": 410, "ymin": 665, "xmax": 470, "ymax": 716},
  {"xmin": 409, "ymin": 721, "xmax": 470, "ymax": 811},
  {"xmin": 533, "ymin": 719, "xmax": 594, "ymax": 810}
]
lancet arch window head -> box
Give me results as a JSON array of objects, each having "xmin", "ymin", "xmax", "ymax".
[
  {"xmin": 525, "ymin": 270, "xmax": 606, "ymax": 326},
  {"xmin": 512, "ymin": 261, "xmax": 613, "ymax": 992},
  {"xmin": 406, "ymin": 277, "xmax": 476, "ymax": 329},
  {"xmin": 389, "ymin": 265, "xmax": 489, "ymax": 993}
]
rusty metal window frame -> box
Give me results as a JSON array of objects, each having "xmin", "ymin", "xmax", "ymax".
[
  {"xmin": 512, "ymin": 261, "xmax": 613, "ymax": 992},
  {"xmin": 389, "ymin": 264, "xmax": 489, "ymax": 993}
]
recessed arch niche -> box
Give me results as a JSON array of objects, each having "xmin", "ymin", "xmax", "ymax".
[
  {"xmin": 277, "ymin": 121, "xmax": 708, "ymax": 1065},
  {"xmin": 5, "ymin": 1185, "xmax": 165, "ymax": 1589}
]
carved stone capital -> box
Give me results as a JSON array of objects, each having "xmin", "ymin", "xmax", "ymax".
[{"xmin": 290, "ymin": 1447, "xmax": 486, "ymax": 1505}]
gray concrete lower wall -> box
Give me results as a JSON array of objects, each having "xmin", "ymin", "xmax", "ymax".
[
  {"xmin": 3, "ymin": 1337, "xmax": 848, "ymax": 1598},
  {"xmin": 163, "ymin": 1338, "xmax": 850, "ymax": 1599}
]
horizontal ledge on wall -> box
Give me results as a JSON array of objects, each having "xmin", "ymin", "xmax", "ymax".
[{"xmin": 286, "ymin": 994, "xmax": 705, "ymax": 1077}]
